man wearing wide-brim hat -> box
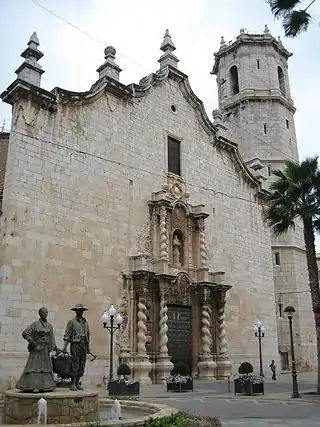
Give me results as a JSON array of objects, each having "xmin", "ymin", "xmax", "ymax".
[{"xmin": 62, "ymin": 304, "xmax": 91, "ymax": 391}]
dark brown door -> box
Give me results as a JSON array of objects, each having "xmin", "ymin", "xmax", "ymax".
[{"xmin": 167, "ymin": 304, "xmax": 192, "ymax": 374}]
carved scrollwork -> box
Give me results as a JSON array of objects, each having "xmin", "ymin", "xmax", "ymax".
[
  {"xmin": 117, "ymin": 291, "xmax": 130, "ymax": 349},
  {"xmin": 136, "ymin": 220, "xmax": 152, "ymax": 255},
  {"xmin": 165, "ymin": 272, "xmax": 195, "ymax": 305}
]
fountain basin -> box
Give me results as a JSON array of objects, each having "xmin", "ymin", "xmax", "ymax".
[
  {"xmin": 3, "ymin": 389, "xmax": 99, "ymax": 424},
  {"xmin": 0, "ymin": 396, "xmax": 177, "ymax": 426}
]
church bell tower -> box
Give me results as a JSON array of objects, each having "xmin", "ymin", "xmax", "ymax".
[
  {"xmin": 211, "ymin": 26, "xmax": 317, "ymax": 372},
  {"xmin": 211, "ymin": 25, "xmax": 299, "ymax": 170}
]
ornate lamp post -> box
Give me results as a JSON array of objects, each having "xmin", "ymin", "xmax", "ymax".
[
  {"xmin": 254, "ymin": 320, "xmax": 265, "ymax": 377},
  {"xmin": 284, "ymin": 306, "xmax": 300, "ymax": 398},
  {"xmin": 101, "ymin": 305, "xmax": 123, "ymax": 386}
]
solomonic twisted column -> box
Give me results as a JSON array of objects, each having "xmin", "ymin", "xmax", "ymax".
[
  {"xmin": 137, "ymin": 298, "xmax": 148, "ymax": 356},
  {"xmin": 197, "ymin": 287, "xmax": 215, "ymax": 379},
  {"xmin": 159, "ymin": 299, "xmax": 169, "ymax": 356},
  {"xmin": 159, "ymin": 206, "xmax": 168, "ymax": 260},
  {"xmin": 199, "ymin": 218, "xmax": 208, "ymax": 268},
  {"xmin": 201, "ymin": 305, "xmax": 211, "ymax": 357},
  {"xmin": 216, "ymin": 290, "xmax": 232, "ymax": 379},
  {"xmin": 156, "ymin": 292, "xmax": 173, "ymax": 383},
  {"xmin": 134, "ymin": 296, "xmax": 152, "ymax": 385},
  {"xmin": 217, "ymin": 301, "xmax": 227, "ymax": 357}
]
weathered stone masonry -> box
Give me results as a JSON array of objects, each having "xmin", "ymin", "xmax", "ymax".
[{"xmin": 0, "ymin": 27, "xmax": 315, "ymax": 389}]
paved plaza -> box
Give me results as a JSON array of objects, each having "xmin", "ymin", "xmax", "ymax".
[{"xmin": 139, "ymin": 372, "xmax": 320, "ymax": 426}]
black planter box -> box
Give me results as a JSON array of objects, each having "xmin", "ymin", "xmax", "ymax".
[
  {"xmin": 167, "ymin": 378, "xmax": 193, "ymax": 393},
  {"xmin": 108, "ymin": 381, "xmax": 140, "ymax": 396},
  {"xmin": 234, "ymin": 379, "xmax": 264, "ymax": 396}
]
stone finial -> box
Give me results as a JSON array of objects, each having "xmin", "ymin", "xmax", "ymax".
[
  {"xmin": 158, "ymin": 29, "xmax": 179, "ymax": 69},
  {"xmin": 220, "ymin": 36, "xmax": 227, "ymax": 47},
  {"xmin": 15, "ymin": 31, "xmax": 44, "ymax": 87},
  {"xmin": 96, "ymin": 46, "xmax": 122, "ymax": 81},
  {"xmin": 277, "ymin": 36, "xmax": 283, "ymax": 45},
  {"xmin": 240, "ymin": 28, "xmax": 245, "ymax": 34},
  {"xmin": 264, "ymin": 24, "xmax": 270, "ymax": 34}
]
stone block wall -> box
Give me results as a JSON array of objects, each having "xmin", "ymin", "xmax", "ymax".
[
  {"xmin": 0, "ymin": 76, "xmax": 279, "ymax": 388},
  {"xmin": 0, "ymin": 132, "xmax": 9, "ymax": 197}
]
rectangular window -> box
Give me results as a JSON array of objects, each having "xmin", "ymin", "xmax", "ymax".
[
  {"xmin": 275, "ymin": 252, "xmax": 280, "ymax": 266},
  {"xmin": 263, "ymin": 124, "xmax": 267, "ymax": 134},
  {"xmin": 257, "ymin": 59, "xmax": 261, "ymax": 69},
  {"xmin": 168, "ymin": 136, "xmax": 181, "ymax": 176},
  {"xmin": 278, "ymin": 303, "xmax": 283, "ymax": 318},
  {"xmin": 286, "ymin": 119, "xmax": 289, "ymax": 129}
]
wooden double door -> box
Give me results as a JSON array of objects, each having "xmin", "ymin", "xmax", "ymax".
[{"xmin": 167, "ymin": 304, "xmax": 192, "ymax": 375}]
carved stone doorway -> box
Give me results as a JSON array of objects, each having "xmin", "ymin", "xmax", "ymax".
[{"xmin": 167, "ymin": 304, "xmax": 192, "ymax": 375}]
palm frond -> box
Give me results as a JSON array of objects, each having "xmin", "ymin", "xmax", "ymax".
[
  {"xmin": 263, "ymin": 155, "xmax": 320, "ymax": 238},
  {"xmin": 269, "ymin": 0, "xmax": 302, "ymax": 17},
  {"xmin": 272, "ymin": 218, "xmax": 296, "ymax": 237},
  {"xmin": 314, "ymin": 217, "xmax": 320, "ymax": 234},
  {"xmin": 283, "ymin": 9, "xmax": 312, "ymax": 37}
]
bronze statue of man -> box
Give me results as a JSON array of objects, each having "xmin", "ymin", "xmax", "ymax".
[{"xmin": 62, "ymin": 304, "xmax": 91, "ymax": 391}]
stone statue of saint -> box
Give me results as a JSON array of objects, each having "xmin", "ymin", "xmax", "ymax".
[
  {"xmin": 62, "ymin": 304, "xmax": 91, "ymax": 391},
  {"xmin": 16, "ymin": 307, "xmax": 60, "ymax": 393},
  {"xmin": 173, "ymin": 235, "xmax": 182, "ymax": 266}
]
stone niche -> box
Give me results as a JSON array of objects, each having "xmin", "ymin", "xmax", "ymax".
[{"xmin": 3, "ymin": 389, "xmax": 99, "ymax": 424}]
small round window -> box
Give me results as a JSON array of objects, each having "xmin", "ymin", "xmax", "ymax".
[{"xmin": 170, "ymin": 104, "xmax": 177, "ymax": 113}]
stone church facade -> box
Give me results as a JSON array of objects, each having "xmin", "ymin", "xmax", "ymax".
[{"xmin": 0, "ymin": 26, "xmax": 315, "ymax": 389}]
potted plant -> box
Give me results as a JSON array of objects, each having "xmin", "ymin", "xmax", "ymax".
[
  {"xmin": 108, "ymin": 363, "xmax": 140, "ymax": 396},
  {"xmin": 234, "ymin": 362, "xmax": 264, "ymax": 395},
  {"xmin": 166, "ymin": 361, "xmax": 193, "ymax": 393}
]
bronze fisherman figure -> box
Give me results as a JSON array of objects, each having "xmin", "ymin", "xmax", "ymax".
[{"xmin": 62, "ymin": 304, "xmax": 91, "ymax": 391}]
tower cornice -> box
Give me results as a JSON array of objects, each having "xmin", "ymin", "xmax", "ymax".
[
  {"xmin": 221, "ymin": 92, "xmax": 296, "ymax": 114},
  {"xmin": 211, "ymin": 33, "xmax": 292, "ymax": 75}
]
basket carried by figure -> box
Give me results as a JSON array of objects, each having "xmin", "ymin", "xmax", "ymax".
[{"xmin": 52, "ymin": 353, "xmax": 72, "ymax": 378}]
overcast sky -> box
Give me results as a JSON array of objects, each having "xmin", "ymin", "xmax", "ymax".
[{"xmin": 1, "ymin": 0, "xmax": 319, "ymax": 249}]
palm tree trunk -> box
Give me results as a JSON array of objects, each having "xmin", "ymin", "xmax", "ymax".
[{"xmin": 303, "ymin": 219, "xmax": 320, "ymax": 393}]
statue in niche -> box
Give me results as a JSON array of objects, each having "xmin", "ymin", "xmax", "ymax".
[{"xmin": 173, "ymin": 234, "xmax": 182, "ymax": 266}]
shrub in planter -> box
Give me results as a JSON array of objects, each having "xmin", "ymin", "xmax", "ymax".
[
  {"xmin": 166, "ymin": 361, "xmax": 193, "ymax": 393},
  {"xmin": 234, "ymin": 373, "xmax": 264, "ymax": 396},
  {"xmin": 108, "ymin": 363, "xmax": 139, "ymax": 396},
  {"xmin": 238, "ymin": 362, "xmax": 253, "ymax": 375},
  {"xmin": 117, "ymin": 363, "xmax": 131, "ymax": 379}
]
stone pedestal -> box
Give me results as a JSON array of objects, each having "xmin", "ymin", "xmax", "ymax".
[
  {"xmin": 3, "ymin": 389, "xmax": 99, "ymax": 424},
  {"xmin": 133, "ymin": 358, "xmax": 152, "ymax": 386},
  {"xmin": 156, "ymin": 356, "xmax": 174, "ymax": 384},
  {"xmin": 216, "ymin": 357, "xmax": 232, "ymax": 379},
  {"xmin": 197, "ymin": 358, "xmax": 216, "ymax": 380}
]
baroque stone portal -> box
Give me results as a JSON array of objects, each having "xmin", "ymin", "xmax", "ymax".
[{"xmin": 118, "ymin": 175, "xmax": 232, "ymax": 383}]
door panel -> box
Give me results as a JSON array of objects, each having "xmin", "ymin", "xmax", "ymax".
[{"xmin": 167, "ymin": 304, "xmax": 192, "ymax": 374}]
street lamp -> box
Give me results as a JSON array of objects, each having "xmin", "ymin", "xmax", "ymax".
[
  {"xmin": 254, "ymin": 320, "xmax": 265, "ymax": 377},
  {"xmin": 284, "ymin": 306, "xmax": 300, "ymax": 398},
  {"xmin": 101, "ymin": 305, "xmax": 123, "ymax": 386}
]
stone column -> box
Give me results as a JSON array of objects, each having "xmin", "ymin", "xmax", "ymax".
[
  {"xmin": 159, "ymin": 205, "xmax": 168, "ymax": 260},
  {"xmin": 134, "ymin": 294, "xmax": 152, "ymax": 385},
  {"xmin": 197, "ymin": 287, "xmax": 216, "ymax": 379},
  {"xmin": 156, "ymin": 287, "xmax": 174, "ymax": 383},
  {"xmin": 216, "ymin": 289, "xmax": 232, "ymax": 379},
  {"xmin": 199, "ymin": 218, "xmax": 208, "ymax": 268}
]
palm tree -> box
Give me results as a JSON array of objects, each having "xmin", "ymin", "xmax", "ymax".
[
  {"xmin": 263, "ymin": 156, "xmax": 320, "ymax": 391},
  {"xmin": 267, "ymin": 0, "xmax": 317, "ymax": 37}
]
